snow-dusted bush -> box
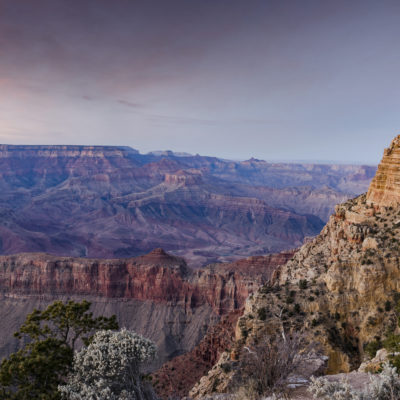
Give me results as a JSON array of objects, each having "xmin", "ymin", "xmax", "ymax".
[
  {"xmin": 59, "ymin": 328, "xmax": 157, "ymax": 400},
  {"xmin": 308, "ymin": 362, "xmax": 400, "ymax": 400},
  {"xmin": 366, "ymin": 362, "xmax": 400, "ymax": 400},
  {"xmin": 308, "ymin": 376, "xmax": 360, "ymax": 400}
]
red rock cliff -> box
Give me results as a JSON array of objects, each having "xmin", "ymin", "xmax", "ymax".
[{"xmin": 0, "ymin": 249, "xmax": 294, "ymax": 315}]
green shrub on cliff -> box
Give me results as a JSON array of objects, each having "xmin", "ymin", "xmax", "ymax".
[{"xmin": 0, "ymin": 300, "xmax": 118, "ymax": 400}]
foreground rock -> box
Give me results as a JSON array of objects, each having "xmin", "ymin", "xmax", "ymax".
[{"xmin": 188, "ymin": 135, "xmax": 400, "ymax": 397}]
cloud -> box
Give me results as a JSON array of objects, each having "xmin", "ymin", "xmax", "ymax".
[
  {"xmin": 82, "ymin": 95, "xmax": 95, "ymax": 101},
  {"xmin": 116, "ymin": 99, "xmax": 143, "ymax": 109}
]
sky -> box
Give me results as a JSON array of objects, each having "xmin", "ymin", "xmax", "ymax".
[{"xmin": 0, "ymin": 0, "xmax": 400, "ymax": 164}]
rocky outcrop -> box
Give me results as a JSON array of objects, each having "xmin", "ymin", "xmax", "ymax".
[
  {"xmin": 0, "ymin": 145, "xmax": 372, "ymax": 266},
  {"xmin": 0, "ymin": 249, "xmax": 293, "ymax": 369},
  {"xmin": 152, "ymin": 310, "xmax": 242, "ymax": 399},
  {"xmin": 148, "ymin": 252, "xmax": 295, "ymax": 398},
  {"xmin": 367, "ymin": 135, "xmax": 400, "ymax": 206},
  {"xmin": 189, "ymin": 135, "xmax": 400, "ymax": 397},
  {"xmin": 163, "ymin": 170, "xmax": 203, "ymax": 186},
  {"xmin": 197, "ymin": 252, "xmax": 295, "ymax": 314}
]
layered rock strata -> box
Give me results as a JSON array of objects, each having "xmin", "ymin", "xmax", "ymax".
[
  {"xmin": 367, "ymin": 135, "xmax": 400, "ymax": 206},
  {"xmin": 0, "ymin": 249, "xmax": 293, "ymax": 369},
  {"xmin": 0, "ymin": 144, "xmax": 373, "ymax": 265}
]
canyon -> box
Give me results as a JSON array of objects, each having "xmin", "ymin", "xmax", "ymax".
[
  {"xmin": 0, "ymin": 145, "xmax": 374, "ymax": 266},
  {"xmin": 0, "ymin": 144, "xmax": 379, "ymax": 398}
]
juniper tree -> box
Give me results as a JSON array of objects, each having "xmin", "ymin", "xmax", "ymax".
[{"xmin": 0, "ymin": 300, "xmax": 118, "ymax": 400}]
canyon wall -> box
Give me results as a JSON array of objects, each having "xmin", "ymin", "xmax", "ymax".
[{"xmin": 0, "ymin": 249, "xmax": 293, "ymax": 369}]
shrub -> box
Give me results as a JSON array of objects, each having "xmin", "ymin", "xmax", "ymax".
[
  {"xmin": 383, "ymin": 332, "xmax": 400, "ymax": 370},
  {"xmin": 299, "ymin": 279, "xmax": 308, "ymax": 290},
  {"xmin": 365, "ymin": 340, "xmax": 382, "ymax": 358},
  {"xmin": 241, "ymin": 327, "xmax": 249, "ymax": 338},
  {"xmin": 58, "ymin": 329, "xmax": 157, "ymax": 400},
  {"xmin": 221, "ymin": 362, "xmax": 232, "ymax": 373},
  {"xmin": 257, "ymin": 307, "xmax": 267, "ymax": 321},
  {"xmin": 309, "ymin": 362, "xmax": 400, "ymax": 400},
  {"xmin": 0, "ymin": 300, "xmax": 118, "ymax": 400},
  {"xmin": 308, "ymin": 376, "xmax": 357, "ymax": 400},
  {"xmin": 236, "ymin": 334, "xmax": 302, "ymax": 399}
]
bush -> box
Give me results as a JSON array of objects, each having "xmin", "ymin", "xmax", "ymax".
[
  {"xmin": 299, "ymin": 279, "xmax": 308, "ymax": 290},
  {"xmin": 0, "ymin": 300, "xmax": 118, "ymax": 400},
  {"xmin": 365, "ymin": 340, "xmax": 382, "ymax": 359},
  {"xmin": 309, "ymin": 362, "xmax": 400, "ymax": 399},
  {"xmin": 308, "ymin": 376, "xmax": 357, "ymax": 400},
  {"xmin": 59, "ymin": 329, "xmax": 157, "ymax": 400},
  {"xmin": 221, "ymin": 362, "xmax": 232, "ymax": 373},
  {"xmin": 257, "ymin": 307, "xmax": 267, "ymax": 321},
  {"xmin": 383, "ymin": 333, "xmax": 400, "ymax": 370},
  {"xmin": 237, "ymin": 334, "xmax": 302, "ymax": 399}
]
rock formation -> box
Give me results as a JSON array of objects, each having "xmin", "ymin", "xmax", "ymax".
[
  {"xmin": 0, "ymin": 249, "xmax": 293, "ymax": 370},
  {"xmin": 367, "ymin": 134, "xmax": 400, "ymax": 206},
  {"xmin": 189, "ymin": 135, "xmax": 400, "ymax": 398},
  {"xmin": 152, "ymin": 310, "xmax": 242, "ymax": 399}
]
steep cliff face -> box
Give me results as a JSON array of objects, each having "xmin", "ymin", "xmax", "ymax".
[
  {"xmin": 0, "ymin": 249, "xmax": 191, "ymax": 303},
  {"xmin": 189, "ymin": 135, "xmax": 400, "ymax": 397},
  {"xmin": 0, "ymin": 249, "xmax": 293, "ymax": 369},
  {"xmin": 367, "ymin": 135, "xmax": 400, "ymax": 206},
  {"xmin": 196, "ymin": 252, "xmax": 294, "ymax": 314},
  {"xmin": 152, "ymin": 310, "xmax": 242, "ymax": 399},
  {"xmin": 148, "ymin": 252, "xmax": 295, "ymax": 398}
]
